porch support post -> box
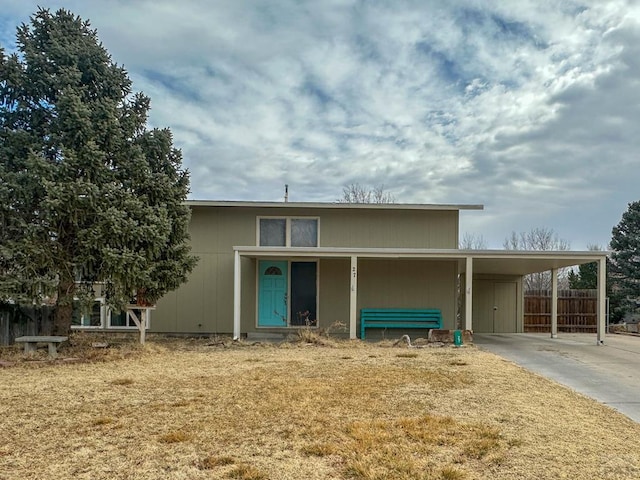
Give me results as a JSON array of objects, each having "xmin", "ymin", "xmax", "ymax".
[
  {"xmin": 233, "ymin": 250, "xmax": 241, "ymax": 340},
  {"xmin": 597, "ymin": 256, "xmax": 606, "ymax": 345},
  {"xmin": 551, "ymin": 268, "xmax": 558, "ymax": 339},
  {"xmin": 349, "ymin": 255, "xmax": 358, "ymax": 339},
  {"xmin": 140, "ymin": 309, "xmax": 147, "ymax": 345},
  {"xmin": 464, "ymin": 256, "xmax": 473, "ymax": 331}
]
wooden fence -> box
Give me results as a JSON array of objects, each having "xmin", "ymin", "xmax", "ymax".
[
  {"xmin": 0, "ymin": 305, "xmax": 53, "ymax": 346},
  {"xmin": 524, "ymin": 289, "xmax": 597, "ymax": 333}
]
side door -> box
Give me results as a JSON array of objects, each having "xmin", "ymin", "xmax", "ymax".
[
  {"xmin": 472, "ymin": 280, "xmax": 517, "ymax": 333},
  {"xmin": 493, "ymin": 282, "xmax": 517, "ymax": 333},
  {"xmin": 473, "ymin": 280, "xmax": 494, "ymax": 333}
]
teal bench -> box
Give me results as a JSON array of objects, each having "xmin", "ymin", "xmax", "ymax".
[{"xmin": 360, "ymin": 308, "xmax": 442, "ymax": 339}]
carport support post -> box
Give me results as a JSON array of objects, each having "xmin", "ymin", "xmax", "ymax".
[
  {"xmin": 464, "ymin": 256, "xmax": 473, "ymax": 331},
  {"xmin": 350, "ymin": 255, "xmax": 358, "ymax": 339},
  {"xmin": 551, "ymin": 268, "xmax": 558, "ymax": 339},
  {"xmin": 597, "ymin": 256, "xmax": 606, "ymax": 345},
  {"xmin": 233, "ymin": 250, "xmax": 241, "ymax": 340}
]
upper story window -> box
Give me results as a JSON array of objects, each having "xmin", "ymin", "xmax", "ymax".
[{"xmin": 258, "ymin": 217, "xmax": 319, "ymax": 247}]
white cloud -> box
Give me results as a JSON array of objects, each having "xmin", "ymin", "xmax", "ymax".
[{"xmin": 3, "ymin": 0, "xmax": 640, "ymax": 248}]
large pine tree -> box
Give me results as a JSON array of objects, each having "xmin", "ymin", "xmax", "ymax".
[{"xmin": 0, "ymin": 8, "xmax": 197, "ymax": 334}]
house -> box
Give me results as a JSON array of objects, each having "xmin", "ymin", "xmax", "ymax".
[{"xmin": 73, "ymin": 200, "xmax": 609, "ymax": 342}]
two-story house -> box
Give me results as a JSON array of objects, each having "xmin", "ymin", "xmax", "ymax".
[{"xmin": 144, "ymin": 201, "xmax": 608, "ymax": 342}]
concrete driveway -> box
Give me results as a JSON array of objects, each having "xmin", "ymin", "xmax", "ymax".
[{"xmin": 474, "ymin": 333, "xmax": 640, "ymax": 423}]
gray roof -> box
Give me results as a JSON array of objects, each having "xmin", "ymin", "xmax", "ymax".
[{"xmin": 186, "ymin": 200, "xmax": 484, "ymax": 211}]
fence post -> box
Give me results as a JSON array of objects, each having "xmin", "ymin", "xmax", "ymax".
[{"xmin": 0, "ymin": 311, "xmax": 9, "ymax": 346}]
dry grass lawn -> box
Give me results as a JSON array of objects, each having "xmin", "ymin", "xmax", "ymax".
[{"xmin": 1, "ymin": 334, "xmax": 640, "ymax": 480}]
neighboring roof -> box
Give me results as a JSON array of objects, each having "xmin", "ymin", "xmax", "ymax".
[
  {"xmin": 186, "ymin": 200, "xmax": 484, "ymax": 211},
  {"xmin": 233, "ymin": 246, "xmax": 607, "ymax": 276}
]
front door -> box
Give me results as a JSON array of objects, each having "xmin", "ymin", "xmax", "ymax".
[{"xmin": 258, "ymin": 260, "xmax": 288, "ymax": 326}]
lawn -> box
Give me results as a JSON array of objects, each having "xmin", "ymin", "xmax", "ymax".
[{"xmin": 1, "ymin": 335, "xmax": 639, "ymax": 480}]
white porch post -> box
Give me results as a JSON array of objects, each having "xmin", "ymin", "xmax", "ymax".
[
  {"xmin": 350, "ymin": 255, "xmax": 358, "ymax": 339},
  {"xmin": 464, "ymin": 256, "xmax": 473, "ymax": 331},
  {"xmin": 551, "ymin": 268, "xmax": 558, "ymax": 339},
  {"xmin": 233, "ymin": 250, "xmax": 241, "ymax": 340},
  {"xmin": 597, "ymin": 256, "xmax": 606, "ymax": 345}
]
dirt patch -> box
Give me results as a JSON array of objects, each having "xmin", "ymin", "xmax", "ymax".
[{"xmin": 1, "ymin": 338, "xmax": 639, "ymax": 479}]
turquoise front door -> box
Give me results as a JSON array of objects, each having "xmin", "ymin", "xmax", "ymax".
[{"xmin": 258, "ymin": 260, "xmax": 288, "ymax": 326}]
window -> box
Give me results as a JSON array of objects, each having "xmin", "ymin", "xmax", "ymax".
[
  {"xmin": 258, "ymin": 217, "xmax": 319, "ymax": 247},
  {"xmin": 108, "ymin": 308, "xmax": 151, "ymax": 329},
  {"xmin": 259, "ymin": 218, "xmax": 286, "ymax": 246},
  {"xmin": 291, "ymin": 219, "xmax": 318, "ymax": 247},
  {"xmin": 69, "ymin": 295, "xmax": 151, "ymax": 330},
  {"xmin": 71, "ymin": 299, "xmax": 104, "ymax": 328}
]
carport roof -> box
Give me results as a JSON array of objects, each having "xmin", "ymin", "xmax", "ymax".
[
  {"xmin": 465, "ymin": 250, "xmax": 606, "ymax": 276},
  {"xmin": 233, "ymin": 246, "xmax": 607, "ymax": 276}
]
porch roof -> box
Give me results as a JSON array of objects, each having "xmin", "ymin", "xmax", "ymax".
[{"xmin": 233, "ymin": 246, "xmax": 607, "ymax": 276}]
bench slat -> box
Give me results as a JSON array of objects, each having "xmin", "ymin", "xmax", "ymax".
[
  {"xmin": 360, "ymin": 308, "xmax": 442, "ymax": 315},
  {"xmin": 360, "ymin": 308, "xmax": 442, "ymax": 339},
  {"xmin": 14, "ymin": 336, "xmax": 68, "ymax": 343}
]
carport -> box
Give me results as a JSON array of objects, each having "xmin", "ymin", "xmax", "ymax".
[{"xmin": 460, "ymin": 250, "xmax": 608, "ymax": 343}]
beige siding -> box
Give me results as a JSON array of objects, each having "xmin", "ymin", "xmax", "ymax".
[
  {"xmin": 154, "ymin": 206, "xmax": 253, "ymax": 333},
  {"xmin": 240, "ymin": 257, "xmax": 257, "ymax": 334},
  {"xmin": 357, "ymin": 259, "xmax": 458, "ymax": 329},
  {"xmin": 154, "ymin": 289, "xmax": 177, "ymax": 332},
  {"xmin": 153, "ymin": 205, "xmax": 461, "ymax": 334},
  {"xmin": 176, "ymin": 255, "xmax": 208, "ymax": 332},
  {"xmin": 318, "ymin": 259, "xmax": 350, "ymax": 329},
  {"xmin": 320, "ymin": 209, "xmax": 459, "ymax": 249},
  {"xmin": 189, "ymin": 205, "xmax": 460, "ymax": 252}
]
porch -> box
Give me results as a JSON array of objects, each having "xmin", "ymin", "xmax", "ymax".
[{"xmin": 232, "ymin": 247, "xmax": 608, "ymax": 343}]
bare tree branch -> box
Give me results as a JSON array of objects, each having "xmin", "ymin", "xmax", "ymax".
[
  {"xmin": 503, "ymin": 227, "xmax": 571, "ymax": 291},
  {"xmin": 339, "ymin": 183, "xmax": 395, "ymax": 203},
  {"xmin": 459, "ymin": 233, "xmax": 488, "ymax": 250}
]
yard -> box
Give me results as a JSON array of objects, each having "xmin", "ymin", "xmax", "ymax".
[{"xmin": 1, "ymin": 334, "xmax": 639, "ymax": 480}]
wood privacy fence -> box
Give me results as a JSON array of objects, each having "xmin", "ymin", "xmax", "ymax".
[
  {"xmin": 0, "ymin": 305, "xmax": 54, "ymax": 346},
  {"xmin": 524, "ymin": 289, "xmax": 597, "ymax": 333}
]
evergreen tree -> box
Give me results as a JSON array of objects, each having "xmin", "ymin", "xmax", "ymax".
[
  {"xmin": 0, "ymin": 8, "xmax": 197, "ymax": 334},
  {"xmin": 610, "ymin": 201, "xmax": 640, "ymax": 319},
  {"xmin": 567, "ymin": 245, "xmax": 601, "ymax": 289}
]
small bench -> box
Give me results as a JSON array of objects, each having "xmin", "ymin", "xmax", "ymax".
[
  {"xmin": 14, "ymin": 336, "xmax": 68, "ymax": 358},
  {"xmin": 360, "ymin": 308, "xmax": 442, "ymax": 340}
]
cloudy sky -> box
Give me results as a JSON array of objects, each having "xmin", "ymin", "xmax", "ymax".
[{"xmin": 2, "ymin": 1, "xmax": 639, "ymax": 249}]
